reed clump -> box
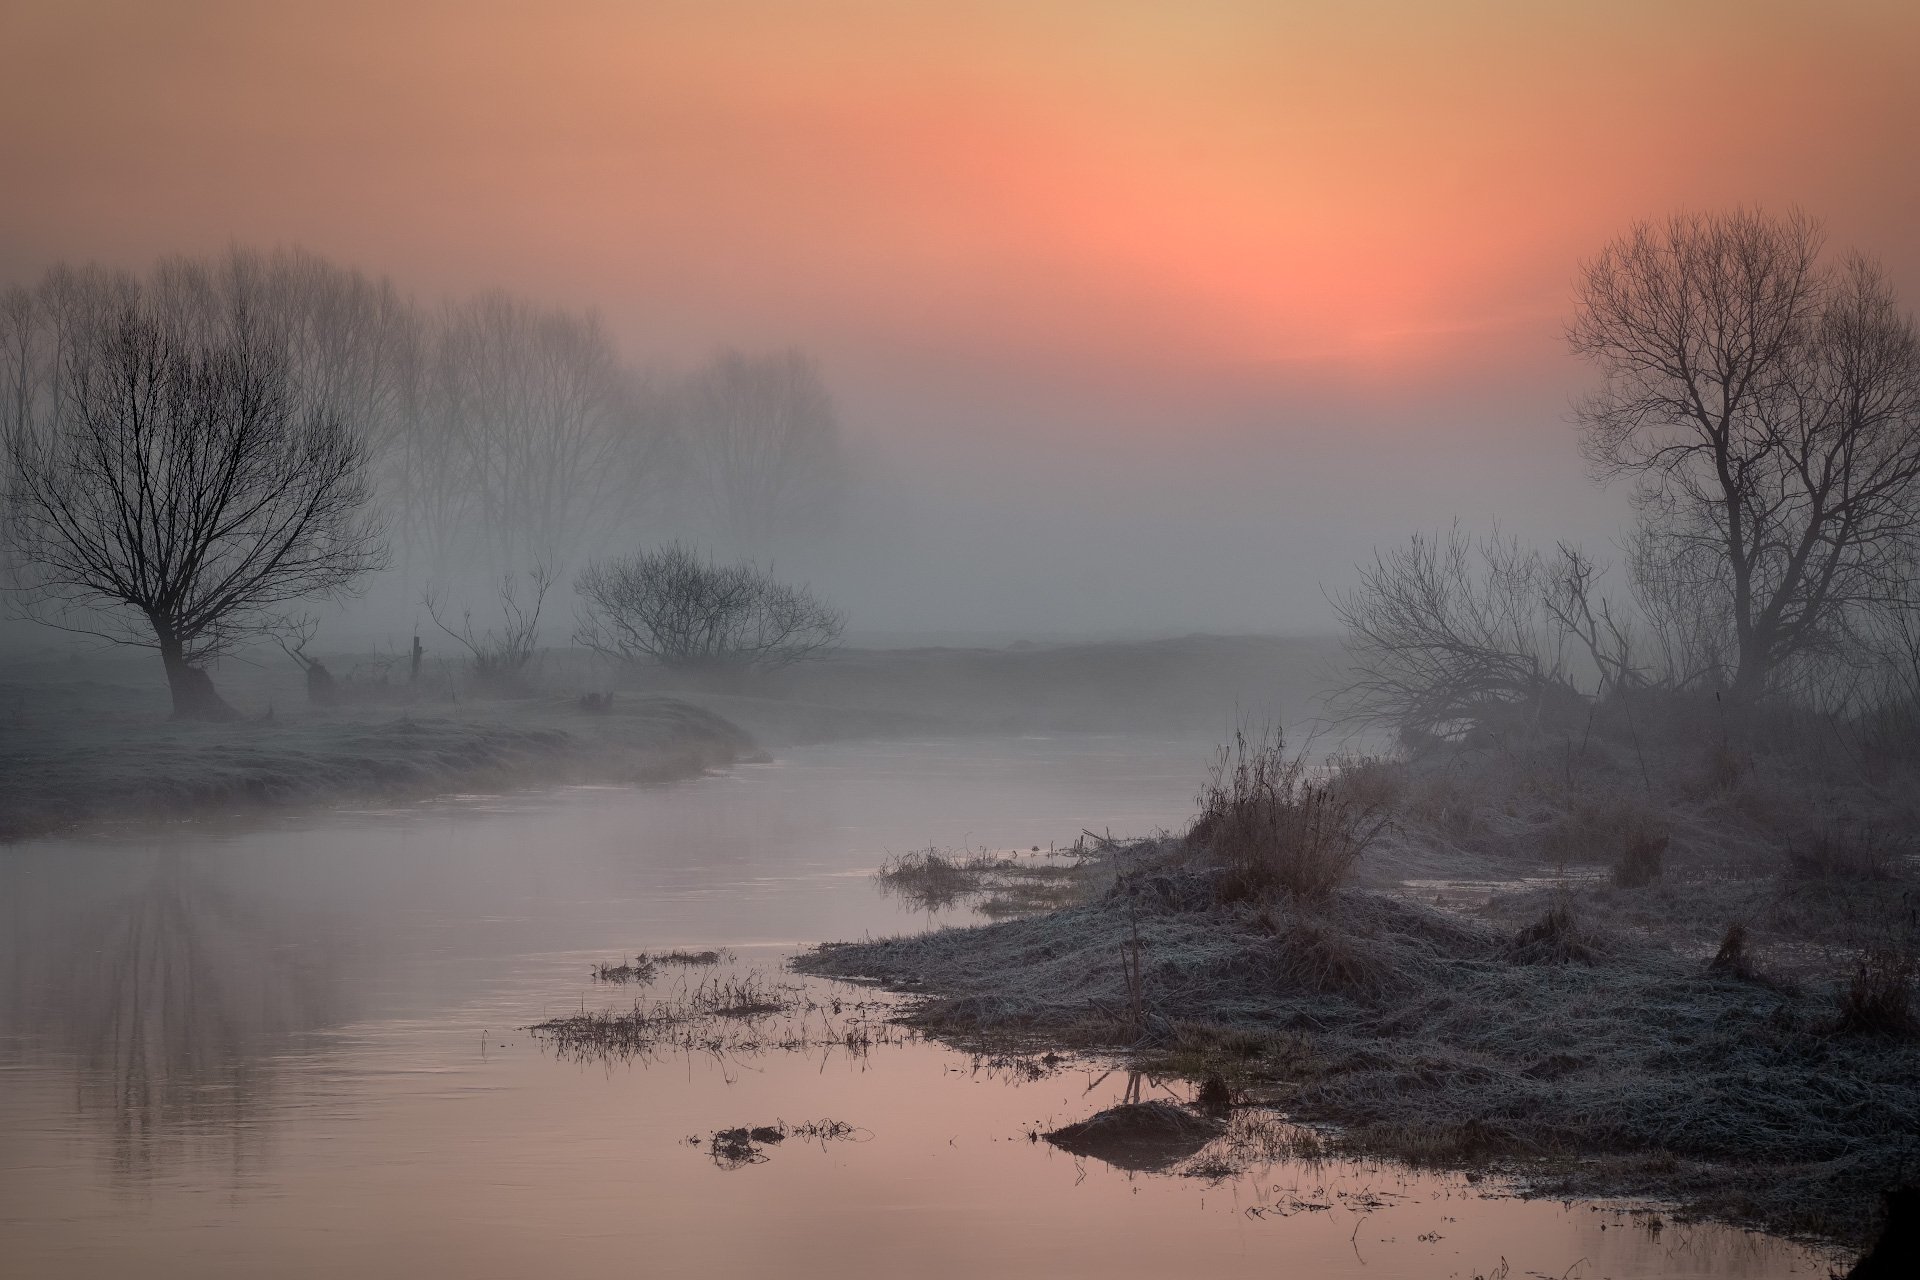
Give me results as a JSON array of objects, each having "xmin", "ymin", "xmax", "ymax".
[
  {"xmin": 1187, "ymin": 729, "xmax": 1387, "ymax": 902},
  {"xmin": 1835, "ymin": 948, "xmax": 1918, "ymax": 1039}
]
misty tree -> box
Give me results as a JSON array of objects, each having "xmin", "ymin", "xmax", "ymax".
[
  {"xmin": 1, "ymin": 267, "xmax": 386, "ymax": 718},
  {"xmin": 573, "ymin": 543, "xmax": 843, "ymax": 675},
  {"xmin": 1570, "ymin": 209, "xmax": 1920, "ymax": 700},
  {"xmin": 420, "ymin": 294, "xmax": 667, "ymax": 574},
  {"xmin": 678, "ymin": 348, "xmax": 846, "ymax": 557}
]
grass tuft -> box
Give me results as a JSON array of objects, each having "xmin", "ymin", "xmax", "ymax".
[
  {"xmin": 1612, "ymin": 828, "xmax": 1669, "ymax": 888},
  {"xmin": 1834, "ymin": 948, "xmax": 1918, "ymax": 1039},
  {"xmin": 1189, "ymin": 729, "xmax": 1387, "ymax": 902},
  {"xmin": 1506, "ymin": 901, "xmax": 1607, "ymax": 965}
]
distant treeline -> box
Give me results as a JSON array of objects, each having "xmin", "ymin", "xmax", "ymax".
[{"xmin": 0, "ymin": 247, "xmax": 848, "ymax": 590}]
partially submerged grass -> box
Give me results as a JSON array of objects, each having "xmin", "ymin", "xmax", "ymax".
[
  {"xmin": 592, "ymin": 956, "xmax": 658, "ymax": 983},
  {"xmin": 876, "ymin": 845, "xmax": 1101, "ymax": 917},
  {"xmin": 654, "ymin": 948, "xmax": 730, "ymax": 966},
  {"xmin": 704, "ymin": 1118, "xmax": 863, "ymax": 1169},
  {"xmin": 593, "ymin": 948, "xmax": 734, "ymax": 982},
  {"xmin": 530, "ymin": 968, "xmax": 899, "ymax": 1063}
]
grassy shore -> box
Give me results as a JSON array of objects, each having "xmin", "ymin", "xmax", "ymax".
[
  {"xmin": 799, "ymin": 724, "xmax": 1920, "ymax": 1250},
  {"xmin": 0, "ymin": 687, "xmax": 752, "ymax": 841}
]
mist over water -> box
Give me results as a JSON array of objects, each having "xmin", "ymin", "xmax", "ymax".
[{"xmin": 0, "ymin": 740, "xmax": 1833, "ymax": 1279}]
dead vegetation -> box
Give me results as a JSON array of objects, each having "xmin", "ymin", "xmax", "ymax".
[
  {"xmin": 1188, "ymin": 729, "xmax": 1388, "ymax": 902},
  {"xmin": 1835, "ymin": 949, "xmax": 1918, "ymax": 1039},
  {"xmin": 801, "ymin": 706, "xmax": 1920, "ymax": 1249},
  {"xmin": 702, "ymin": 1118, "xmax": 863, "ymax": 1169},
  {"xmin": 654, "ymin": 948, "xmax": 730, "ymax": 966},
  {"xmin": 530, "ymin": 967, "xmax": 900, "ymax": 1065},
  {"xmin": 875, "ymin": 844, "xmax": 1103, "ymax": 917},
  {"xmin": 592, "ymin": 956, "xmax": 657, "ymax": 983},
  {"xmin": 592, "ymin": 948, "xmax": 734, "ymax": 982}
]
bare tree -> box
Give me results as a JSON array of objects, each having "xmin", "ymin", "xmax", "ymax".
[
  {"xmin": 1570, "ymin": 209, "xmax": 1920, "ymax": 700},
  {"xmin": 573, "ymin": 543, "xmax": 843, "ymax": 675},
  {"xmin": 678, "ymin": 349, "xmax": 846, "ymax": 557},
  {"xmin": 1, "ymin": 272, "xmax": 386, "ymax": 718},
  {"xmin": 423, "ymin": 294, "xmax": 664, "ymax": 574}
]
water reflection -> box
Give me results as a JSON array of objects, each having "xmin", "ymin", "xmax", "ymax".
[{"xmin": 3, "ymin": 847, "xmax": 346, "ymax": 1186}]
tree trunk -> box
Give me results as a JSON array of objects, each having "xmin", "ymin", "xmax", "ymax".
[
  {"xmin": 1729, "ymin": 629, "xmax": 1772, "ymax": 703},
  {"xmin": 158, "ymin": 636, "xmax": 238, "ymax": 721}
]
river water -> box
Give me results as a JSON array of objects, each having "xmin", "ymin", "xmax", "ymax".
[{"xmin": 0, "ymin": 735, "xmax": 1838, "ymax": 1278}]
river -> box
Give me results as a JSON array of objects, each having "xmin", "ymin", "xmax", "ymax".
[{"xmin": 0, "ymin": 734, "xmax": 1837, "ymax": 1278}]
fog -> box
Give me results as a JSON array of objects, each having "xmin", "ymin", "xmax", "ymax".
[
  {"xmin": 5, "ymin": 2, "xmax": 1916, "ymax": 653},
  {"xmin": 4, "ymin": 6, "xmax": 1918, "ymax": 1278},
  {"xmin": 0, "ymin": 241, "xmax": 1630, "ymax": 656}
]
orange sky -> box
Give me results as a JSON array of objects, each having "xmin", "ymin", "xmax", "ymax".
[{"xmin": 3, "ymin": 0, "xmax": 1917, "ymax": 429}]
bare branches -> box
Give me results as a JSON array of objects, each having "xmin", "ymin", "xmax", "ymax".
[
  {"xmin": 678, "ymin": 349, "xmax": 847, "ymax": 557},
  {"xmin": 573, "ymin": 543, "xmax": 843, "ymax": 675},
  {"xmin": 1570, "ymin": 209, "xmax": 1920, "ymax": 698},
  {"xmin": 1329, "ymin": 526, "xmax": 1582, "ymax": 743},
  {"xmin": 422, "ymin": 564, "xmax": 552, "ymax": 694},
  {"xmin": 416, "ymin": 294, "xmax": 665, "ymax": 573},
  {"xmin": 2, "ymin": 271, "xmax": 386, "ymax": 717}
]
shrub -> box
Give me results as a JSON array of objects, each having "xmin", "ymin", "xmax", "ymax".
[
  {"xmin": 1188, "ymin": 729, "xmax": 1387, "ymax": 901},
  {"xmin": 1834, "ymin": 948, "xmax": 1917, "ymax": 1038},
  {"xmin": 1507, "ymin": 900, "xmax": 1607, "ymax": 965},
  {"xmin": 1612, "ymin": 828, "xmax": 1669, "ymax": 888},
  {"xmin": 1787, "ymin": 826, "xmax": 1896, "ymax": 882},
  {"xmin": 1707, "ymin": 922, "xmax": 1757, "ymax": 981},
  {"xmin": 573, "ymin": 543, "xmax": 843, "ymax": 676}
]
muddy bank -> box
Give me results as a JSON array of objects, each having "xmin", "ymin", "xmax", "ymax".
[
  {"xmin": 797, "ymin": 851, "xmax": 1920, "ymax": 1248},
  {"xmin": 0, "ymin": 694, "xmax": 753, "ymax": 840}
]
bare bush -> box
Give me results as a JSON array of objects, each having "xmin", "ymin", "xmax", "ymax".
[
  {"xmin": 1786, "ymin": 826, "xmax": 1896, "ymax": 882},
  {"xmin": 1612, "ymin": 828, "xmax": 1669, "ymax": 888},
  {"xmin": 1708, "ymin": 923, "xmax": 1758, "ymax": 981},
  {"xmin": 573, "ymin": 543, "xmax": 843, "ymax": 675},
  {"xmin": 424, "ymin": 565, "xmax": 552, "ymax": 695},
  {"xmin": 1188, "ymin": 729, "xmax": 1387, "ymax": 901},
  {"xmin": 1329, "ymin": 526, "xmax": 1584, "ymax": 744},
  {"xmin": 1834, "ymin": 949, "xmax": 1917, "ymax": 1038}
]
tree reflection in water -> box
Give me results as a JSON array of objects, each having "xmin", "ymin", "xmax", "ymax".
[{"xmin": 2, "ymin": 848, "xmax": 344, "ymax": 1187}]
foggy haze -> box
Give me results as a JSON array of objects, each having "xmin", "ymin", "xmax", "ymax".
[{"xmin": 6, "ymin": 1, "xmax": 1916, "ymax": 647}]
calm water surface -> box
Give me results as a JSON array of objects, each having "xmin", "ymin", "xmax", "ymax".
[{"xmin": 0, "ymin": 735, "xmax": 1839, "ymax": 1278}]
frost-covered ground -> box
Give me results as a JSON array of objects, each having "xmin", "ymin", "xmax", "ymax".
[{"xmin": 801, "ymin": 725, "xmax": 1920, "ymax": 1250}]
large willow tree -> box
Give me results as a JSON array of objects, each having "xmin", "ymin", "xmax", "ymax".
[{"xmin": 2, "ymin": 264, "xmax": 387, "ymax": 718}]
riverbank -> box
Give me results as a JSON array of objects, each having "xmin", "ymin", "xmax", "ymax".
[
  {"xmin": 798, "ymin": 731, "xmax": 1920, "ymax": 1252},
  {"xmin": 0, "ymin": 630, "xmax": 1337, "ymax": 838},
  {"xmin": 0, "ymin": 693, "xmax": 753, "ymax": 841}
]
